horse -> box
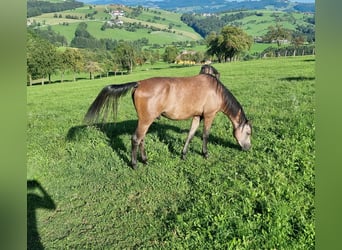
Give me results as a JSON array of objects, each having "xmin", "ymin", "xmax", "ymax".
[
  {"xmin": 199, "ymin": 64, "xmax": 220, "ymax": 79},
  {"xmin": 84, "ymin": 74, "xmax": 252, "ymax": 169}
]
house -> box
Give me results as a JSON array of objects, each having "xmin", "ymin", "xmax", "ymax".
[
  {"xmin": 111, "ymin": 10, "xmax": 125, "ymax": 17},
  {"xmin": 106, "ymin": 19, "xmax": 124, "ymax": 26}
]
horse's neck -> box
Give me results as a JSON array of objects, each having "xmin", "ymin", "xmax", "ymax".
[{"xmin": 223, "ymin": 108, "xmax": 243, "ymax": 129}]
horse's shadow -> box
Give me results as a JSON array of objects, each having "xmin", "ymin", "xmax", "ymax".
[
  {"xmin": 27, "ymin": 180, "xmax": 56, "ymax": 250},
  {"xmin": 67, "ymin": 119, "xmax": 239, "ymax": 165}
]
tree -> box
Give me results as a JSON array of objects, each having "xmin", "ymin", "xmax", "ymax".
[
  {"xmin": 27, "ymin": 31, "xmax": 59, "ymax": 84},
  {"xmin": 82, "ymin": 50, "xmax": 103, "ymax": 80},
  {"xmin": 71, "ymin": 22, "xmax": 103, "ymax": 49},
  {"xmin": 60, "ymin": 48, "xmax": 84, "ymax": 82},
  {"xmin": 192, "ymin": 51, "xmax": 205, "ymax": 64},
  {"xmin": 291, "ymin": 34, "xmax": 305, "ymax": 56},
  {"xmin": 163, "ymin": 46, "xmax": 178, "ymax": 64},
  {"xmin": 114, "ymin": 42, "xmax": 138, "ymax": 73},
  {"xmin": 151, "ymin": 50, "xmax": 160, "ymax": 65},
  {"xmin": 263, "ymin": 24, "xmax": 292, "ymax": 47},
  {"xmin": 84, "ymin": 61, "xmax": 102, "ymax": 80},
  {"xmin": 206, "ymin": 26, "xmax": 253, "ymax": 62},
  {"xmin": 95, "ymin": 50, "xmax": 115, "ymax": 77},
  {"xmin": 57, "ymin": 50, "xmax": 68, "ymax": 83}
]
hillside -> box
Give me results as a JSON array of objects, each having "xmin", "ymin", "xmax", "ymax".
[
  {"xmin": 79, "ymin": 0, "xmax": 315, "ymax": 13},
  {"xmin": 28, "ymin": 4, "xmax": 314, "ymax": 47},
  {"xmin": 28, "ymin": 5, "xmax": 202, "ymax": 45},
  {"xmin": 28, "ymin": 5, "xmax": 315, "ymax": 48},
  {"xmin": 181, "ymin": 9, "xmax": 314, "ymax": 38}
]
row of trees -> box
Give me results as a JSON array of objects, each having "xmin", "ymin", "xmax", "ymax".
[
  {"xmin": 27, "ymin": 23, "xmax": 254, "ymax": 84},
  {"xmin": 27, "ymin": 0, "xmax": 84, "ymax": 18},
  {"xmin": 27, "ymin": 20, "xmax": 313, "ymax": 85},
  {"xmin": 27, "ymin": 31, "xmax": 161, "ymax": 85}
]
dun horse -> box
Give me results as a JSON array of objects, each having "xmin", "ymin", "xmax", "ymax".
[{"xmin": 84, "ymin": 72, "xmax": 252, "ymax": 169}]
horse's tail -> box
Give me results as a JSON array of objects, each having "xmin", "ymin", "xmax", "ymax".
[{"xmin": 84, "ymin": 82, "xmax": 138, "ymax": 124}]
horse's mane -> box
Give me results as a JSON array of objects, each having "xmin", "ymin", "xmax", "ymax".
[{"xmin": 210, "ymin": 76, "xmax": 248, "ymax": 127}]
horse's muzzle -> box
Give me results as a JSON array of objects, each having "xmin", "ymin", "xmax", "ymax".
[{"xmin": 240, "ymin": 143, "xmax": 251, "ymax": 151}]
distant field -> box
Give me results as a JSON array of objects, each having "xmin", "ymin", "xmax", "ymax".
[
  {"xmin": 29, "ymin": 4, "xmax": 202, "ymax": 45},
  {"xmin": 250, "ymin": 42, "xmax": 276, "ymax": 54},
  {"xmin": 235, "ymin": 10, "xmax": 311, "ymax": 37},
  {"xmin": 27, "ymin": 56, "xmax": 315, "ymax": 249}
]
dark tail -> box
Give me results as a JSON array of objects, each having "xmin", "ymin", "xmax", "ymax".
[{"xmin": 84, "ymin": 82, "xmax": 138, "ymax": 124}]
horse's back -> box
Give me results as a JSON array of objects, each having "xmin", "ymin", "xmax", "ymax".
[
  {"xmin": 133, "ymin": 75, "xmax": 221, "ymax": 120},
  {"xmin": 136, "ymin": 75, "xmax": 215, "ymax": 96}
]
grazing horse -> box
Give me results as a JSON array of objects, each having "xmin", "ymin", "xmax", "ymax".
[
  {"xmin": 84, "ymin": 74, "xmax": 252, "ymax": 169},
  {"xmin": 199, "ymin": 64, "xmax": 220, "ymax": 79}
]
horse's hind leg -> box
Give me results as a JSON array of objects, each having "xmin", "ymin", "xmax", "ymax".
[
  {"xmin": 202, "ymin": 115, "xmax": 215, "ymax": 159},
  {"xmin": 131, "ymin": 119, "xmax": 153, "ymax": 169},
  {"xmin": 139, "ymin": 138, "xmax": 147, "ymax": 164},
  {"xmin": 182, "ymin": 116, "xmax": 201, "ymax": 160}
]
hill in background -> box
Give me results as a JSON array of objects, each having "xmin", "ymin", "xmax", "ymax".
[
  {"xmin": 79, "ymin": 0, "xmax": 315, "ymax": 13},
  {"xmin": 28, "ymin": 3, "xmax": 314, "ymax": 46},
  {"xmin": 28, "ymin": 4, "xmax": 203, "ymax": 46}
]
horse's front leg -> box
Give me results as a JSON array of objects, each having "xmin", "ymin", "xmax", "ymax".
[
  {"xmin": 182, "ymin": 116, "xmax": 201, "ymax": 160},
  {"xmin": 202, "ymin": 115, "xmax": 215, "ymax": 159}
]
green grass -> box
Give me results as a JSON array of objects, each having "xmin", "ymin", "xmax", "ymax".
[
  {"xmin": 27, "ymin": 56, "xmax": 315, "ymax": 249},
  {"xmin": 249, "ymin": 42, "xmax": 275, "ymax": 54}
]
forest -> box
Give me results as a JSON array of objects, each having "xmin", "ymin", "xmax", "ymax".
[{"xmin": 27, "ymin": 0, "xmax": 84, "ymax": 17}]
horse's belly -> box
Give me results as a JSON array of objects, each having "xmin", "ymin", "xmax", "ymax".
[{"xmin": 161, "ymin": 107, "xmax": 202, "ymax": 120}]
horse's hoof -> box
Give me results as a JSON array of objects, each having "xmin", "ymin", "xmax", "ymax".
[
  {"xmin": 142, "ymin": 159, "xmax": 148, "ymax": 165},
  {"xmin": 203, "ymin": 153, "xmax": 209, "ymax": 159},
  {"xmin": 131, "ymin": 163, "xmax": 138, "ymax": 170},
  {"xmin": 181, "ymin": 154, "xmax": 186, "ymax": 160}
]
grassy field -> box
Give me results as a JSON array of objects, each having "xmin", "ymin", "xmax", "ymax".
[{"xmin": 27, "ymin": 56, "xmax": 315, "ymax": 249}]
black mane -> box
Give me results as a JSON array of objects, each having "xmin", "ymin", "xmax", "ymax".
[
  {"xmin": 199, "ymin": 64, "xmax": 220, "ymax": 79},
  {"xmin": 215, "ymin": 78, "xmax": 248, "ymax": 127}
]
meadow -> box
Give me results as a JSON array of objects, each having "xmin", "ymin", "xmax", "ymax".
[{"xmin": 27, "ymin": 56, "xmax": 315, "ymax": 249}]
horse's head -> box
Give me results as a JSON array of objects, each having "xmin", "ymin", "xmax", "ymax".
[{"xmin": 233, "ymin": 121, "xmax": 252, "ymax": 151}]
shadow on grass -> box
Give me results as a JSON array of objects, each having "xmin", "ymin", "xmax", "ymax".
[
  {"xmin": 27, "ymin": 180, "xmax": 56, "ymax": 250},
  {"xmin": 303, "ymin": 58, "xmax": 315, "ymax": 62},
  {"xmin": 67, "ymin": 119, "xmax": 239, "ymax": 166},
  {"xmin": 279, "ymin": 76, "xmax": 315, "ymax": 82}
]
